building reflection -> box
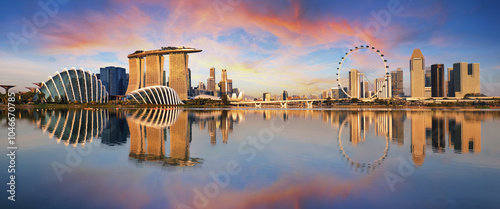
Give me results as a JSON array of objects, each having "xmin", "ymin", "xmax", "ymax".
[
  {"xmin": 125, "ymin": 109, "xmax": 246, "ymax": 168},
  {"xmin": 101, "ymin": 111, "xmax": 129, "ymax": 146},
  {"xmin": 337, "ymin": 111, "xmax": 404, "ymax": 172},
  {"xmin": 411, "ymin": 111, "xmax": 427, "ymax": 166},
  {"xmin": 190, "ymin": 110, "xmax": 243, "ymax": 145},
  {"xmin": 127, "ymin": 108, "xmax": 203, "ymax": 168},
  {"xmin": 408, "ymin": 111, "xmax": 483, "ymax": 166},
  {"xmin": 447, "ymin": 113, "xmax": 481, "ymax": 153},
  {"xmin": 31, "ymin": 109, "xmax": 109, "ymax": 147},
  {"xmin": 327, "ymin": 110, "xmax": 486, "ymax": 170},
  {"xmin": 3, "ymin": 108, "xmax": 491, "ymax": 171}
]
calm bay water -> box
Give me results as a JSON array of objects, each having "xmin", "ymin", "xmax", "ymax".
[{"xmin": 1, "ymin": 108, "xmax": 500, "ymax": 209}]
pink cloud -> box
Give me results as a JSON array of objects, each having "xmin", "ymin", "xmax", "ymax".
[{"xmin": 33, "ymin": 0, "xmax": 429, "ymax": 96}]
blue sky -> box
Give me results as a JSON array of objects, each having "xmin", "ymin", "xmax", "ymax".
[{"xmin": 1, "ymin": 0, "xmax": 500, "ymax": 97}]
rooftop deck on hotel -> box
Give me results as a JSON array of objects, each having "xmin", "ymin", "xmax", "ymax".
[{"xmin": 127, "ymin": 47, "xmax": 202, "ymax": 58}]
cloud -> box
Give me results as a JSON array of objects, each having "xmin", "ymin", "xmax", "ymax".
[
  {"xmin": 40, "ymin": 5, "xmax": 155, "ymax": 58},
  {"xmin": 6, "ymin": 0, "xmax": 493, "ymax": 96}
]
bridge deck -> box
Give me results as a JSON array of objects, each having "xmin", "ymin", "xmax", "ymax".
[{"xmin": 231, "ymin": 99, "xmax": 326, "ymax": 104}]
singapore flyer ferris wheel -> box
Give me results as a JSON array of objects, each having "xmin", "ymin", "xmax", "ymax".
[{"xmin": 336, "ymin": 45, "xmax": 390, "ymax": 99}]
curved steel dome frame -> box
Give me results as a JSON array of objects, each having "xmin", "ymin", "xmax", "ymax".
[
  {"xmin": 126, "ymin": 85, "xmax": 184, "ymax": 105},
  {"xmin": 38, "ymin": 67, "xmax": 108, "ymax": 103}
]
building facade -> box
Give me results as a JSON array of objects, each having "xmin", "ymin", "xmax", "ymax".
[
  {"xmin": 208, "ymin": 67, "xmax": 216, "ymax": 91},
  {"xmin": 410, "ymin": 49, "xmax": 425, "ymax": 97},
  {"xmin": 126, "ymin": 47, "xmax": 202, "ymax": 101},
  {"xmin": 425, "ymin": 67, "xmax": 432, "ymax": 87},
  {"xmin": 331, "ymin": 87, "xmax": 347, "ymax": 99},
  {"xmin": 227, "ymin": 79, "xmax": 233, "ymax": 95},
  {"xmin": 375, "ymin": 75, "xmax": 392, "ymax": 98},
  {"xmin": 452, "ymin": 62, "xmax": 480, "ymax": 98},
  {"xmin": 349, "ymin": 69, "xmax": 360, "ymax": 98},
  {"xmin": 99, "ymin": 66, "xmax": 128, "ymax": 96},
  {"xmin": 322, "ymin": 90, "xmax": 328, "ymax": 99},
  {"xmin": 391, "ymin": 68, "xmax": 404, "ymax": 97},
  {"xmin": 431, "ymin": 64, "xmax": 445, "ymax": 97},
  {"xmin": 263, "ymin": 92, "xmax": 271, "ymax": 101},
  {"xmin": 169, "ymin": 53, "xmax": 189, "ymax": 100},
  {"xmin": 283, "ymin": 90, "xmax": 288, "ymax": 100},
  {"xmin": 220, "ymin": 69, "xmax": 228, "ymax": 95},
  {"xmin": 447, "ymin": 67, "xmax": 454, "ymax": 97}
]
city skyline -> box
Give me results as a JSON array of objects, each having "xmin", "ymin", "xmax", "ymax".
[{"xmin": 1, "ymin": 1, "xmax": 500, "ymax": 97}]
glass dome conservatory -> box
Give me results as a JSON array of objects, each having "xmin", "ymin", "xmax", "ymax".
[
  {"xmin": 126, "ymin": 86, "xmax": 183, "ymax": 105},
  {"xmin": 37, "ymin": 68, "xmax": 108, "ymax": 103}
]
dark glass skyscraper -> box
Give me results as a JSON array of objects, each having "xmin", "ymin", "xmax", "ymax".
[
  {"xmin": 283, "ymin": 90, "xmax": 288, "ymax": 100},
  {"xmin": 431, "ymin": 64, "xmax": 444, "ymax": 97},
  {"xmin": 100, "ymin": 66, "xmax": 128, "ymax": 96}
]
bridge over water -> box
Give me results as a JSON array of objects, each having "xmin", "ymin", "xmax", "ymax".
[{"xmin": 231, "ymin": 99, "xmax": 329, "ymax": 108}]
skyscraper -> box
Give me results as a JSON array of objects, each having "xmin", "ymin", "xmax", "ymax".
[
  {"xmin": 283, "ymin": 90, "xmax": 288, "ymax": 100},
  {"xmin": 410, "ymin": 49, "xmax": 425, "ymax": 97},
  {"xmin": 208, "ymin": 67, "xmax": 216, "ymax": 92},
  {"xmin": 263, "ymin": 92, "xmax": 271, "ymax": 101},
  {"xmin": 375, "ymin": 75, "xmax": 392, "ymax": 98},
  {"xmin": 425, "ymin": 67, "xmax": 432, "ymax": 87},
  {"xmin": 198, "ymin": 82, "xmax": 206, "ymax": 91},
  {"xmin": 145, "ymin": 54, "xmax": 165, "ymax": 87},
  {"xmin": 227, "ymin": 79, "xmax": 233, "ymax": 95},
  {"xmin": 207, "ymin": 77, "xmax": 215, "ymax": 92},
  {"xmin": 125, "ymin": 47, "xmax": 201, "ymax": 98},
  {"xmin": 447, "ymin": 67, "xmax": 454, "ymax": 97},
  {"xmin": 221, "ymin": 69, "xmax": 227, "ymax": 95},
  {"xmin": 322, "ymin": 90, "xmax": 328, "ymax": 99},
  {"xmin": 99, "ymin": 66, "xmax": 128, "ymax": 96},
  {"xmin": 331, "ymin": 87, "xmax": 340, "ymax": 99},
  {"xmin": 187, "ymin": 68, "xmax": 192, "ymax": 96},
  {"xmin": 210, "ymin": 67, "xmax": 215, "ymax": 79},
  {"xmin": 126, "ymin": 57, "xmax": 144, "ymax": 94},
  {"xmin": 169, "ymin": 53, "xmax": 189, "ymax": 100},
  {"xmin": 431, "ymin": 64, "xmax": 445, "ymax": 97},
  {"xmin": 349, "ymin": 69, "xmax": 360, "ymax": 98},
  {"xmin": 359, "ymin": 74, "xmax": 365, "ymax": 98},
  {"xmin": 391, "ymin": 68, "xmax": 404, "ymax": 97},
  {"xmin": 452, "ymin": 62, "xmax": 480, "ymax": 98}
]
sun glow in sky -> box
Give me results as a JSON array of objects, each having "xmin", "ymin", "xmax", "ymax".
[{"xmin": 1, "ymin": 0, "xmax": 500, "ymax": 97}]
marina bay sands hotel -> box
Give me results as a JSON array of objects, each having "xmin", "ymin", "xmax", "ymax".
[{"xmin": 125, "ymin": 46, "xmax": 202, "ymax": 100}]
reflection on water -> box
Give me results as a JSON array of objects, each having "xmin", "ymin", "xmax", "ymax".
[
  {"xmin": 338, "ymin": 112, "xmax": 390, "ymax": 172},
  {"xmin": 126, "ymin": 108, "xmax": 203, "ymax": 168},
  {"xmin": 31, "ymin": 109, "xmax": 109, "ymax": 147},
  {"xmin": 19, "ymin": 108, "xmax": 492, "ymax": 169},
  {"xmin": 3, "ymin": 108, "xmax": 500, "ymax": 208},
  {"xmin": 410, "ymin": 111, "xmax": 482, "ymax": 166}
]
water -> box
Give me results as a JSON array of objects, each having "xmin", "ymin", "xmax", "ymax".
[{"xmin": 1, "ymin": 108, "xmax": 500, "ymax": 209}]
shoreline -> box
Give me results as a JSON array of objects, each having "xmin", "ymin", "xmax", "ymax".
[{"xmin": 1, "ymin": 104, "xmax": 498, "ymax": 110}]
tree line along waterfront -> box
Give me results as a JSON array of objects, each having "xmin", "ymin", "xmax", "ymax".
[{"xmin": 1, "ymin": 91, "xmax": 499, "ymax": 109}]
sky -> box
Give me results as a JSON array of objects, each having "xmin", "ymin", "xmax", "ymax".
[{"xmin": 1, "ymin": 0, "xmax": 500, "ymax": 97}]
